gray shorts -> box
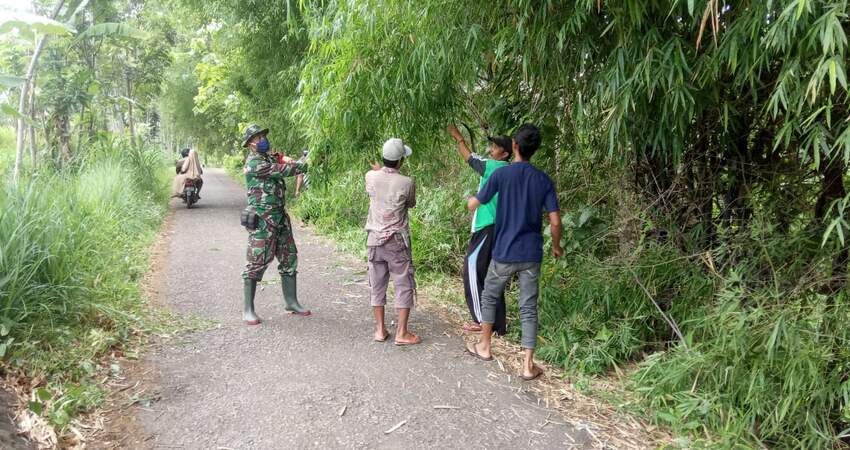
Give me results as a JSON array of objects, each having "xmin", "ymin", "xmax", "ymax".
[{"xmin": 367, "ymin": 235, "xmax": 416, "ymax": 309}]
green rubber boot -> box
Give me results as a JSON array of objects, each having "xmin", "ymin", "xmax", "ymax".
[
  {"xmin": 282, "ymin": 274, "xmax": 311, "ymax": 316},
  {"xmin": 243, "ymin": 279, "xmax": 261, "ymax": 325}
]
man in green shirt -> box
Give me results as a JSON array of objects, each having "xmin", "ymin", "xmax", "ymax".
[{"xmin": 447, "ymin": 125, "xmax": 511, "ymax": 334}]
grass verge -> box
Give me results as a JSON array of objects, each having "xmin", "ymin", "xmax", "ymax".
[{"xmin": 0, "ymin": 141, "xmax": 185, "ymax": 443}]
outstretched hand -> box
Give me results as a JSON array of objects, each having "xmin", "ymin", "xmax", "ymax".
[
  {"xmin": 447, "ymin": 124, "xmax": 463, "ymax": 141},
  {"xmin": 370, "ymin": 161, "xmax": 381, "ymax": 171}
]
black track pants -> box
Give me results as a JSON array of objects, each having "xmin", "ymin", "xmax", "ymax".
[{"xmin": 462, "ymin": 225, "xmax": 507, "ymax": 335}]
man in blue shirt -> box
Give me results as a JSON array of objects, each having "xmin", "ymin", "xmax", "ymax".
[{"xmin": 465, "ymin": 124, "xmax": 563, "ymax": 381}]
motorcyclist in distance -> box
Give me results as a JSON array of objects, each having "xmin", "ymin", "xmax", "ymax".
[
  {"xmin": 172, "ymin": 148, "xmax": 204, "ymax": 199},
  {"xmin": 176, "ymin": 147, "xmax": 190, "ymax": 174}
]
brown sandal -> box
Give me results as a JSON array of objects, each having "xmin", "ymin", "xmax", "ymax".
[
  {"xmin": 462, "ymin": 322, "xmax": 482, "ymax": 332},
  {"xmin": 395, "ymin": 334, "xmax": 422, "ymax": 346},
  {"xmin": 374, "ymin": 331, "xmax": 390, "ymax": 342},
  {"xmin": 520, "ymin": 366, "xmax": 544, "ymax": 381},
  {"xmin": 465, "ymin": 342, "xmax": 493, "ymax": 361}
]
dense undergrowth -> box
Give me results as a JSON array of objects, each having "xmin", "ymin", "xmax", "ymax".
[{"xmin": 0, "ymin": 135, "xmax": 171, "ymax": 429}]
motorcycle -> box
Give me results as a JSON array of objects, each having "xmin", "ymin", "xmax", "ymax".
[{"xmin": 181, "ymin": 178, "xmax": 200, "ymax": 208}]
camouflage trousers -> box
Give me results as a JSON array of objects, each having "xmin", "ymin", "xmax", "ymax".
[{"xmin": 242, "ymin": 208, "xmax": 298, "ymax": 280}]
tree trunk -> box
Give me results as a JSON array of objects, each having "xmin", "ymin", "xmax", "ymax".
[
  {"xmin": 56, "ymin": 114, "xmax": 72, "ymax": 163},
  {"xmin": 88, "ymin": 104, "xmax": 96, "ymax": 138},
  {"xmin": 126, "ymin": 76, "xmax": 135, "ymax": 139},
  {"xmin": 112, "ymin": 100, "xmax": 125, "ymax": 135},
  {"xmin": 28, "ymin": 72, "xmax": 37, "ymax": 169},
  {"xmin": 12, "ymin": 0, "xmax": 65, "ymax": 184},
  {"xmin": 77, "ymin": 103, "xmax": 86, "ymax": 147}
]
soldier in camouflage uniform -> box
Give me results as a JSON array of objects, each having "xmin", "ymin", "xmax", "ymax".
[{"xmin": 240, "ymin": 124, "xmax": 311, "ymax": 325}]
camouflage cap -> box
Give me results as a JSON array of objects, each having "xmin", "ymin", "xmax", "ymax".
[{"xmin": 241, "ymin": 124, "xmax": 269, "ymax": 148}]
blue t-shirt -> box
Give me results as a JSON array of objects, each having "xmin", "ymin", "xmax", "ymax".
[{"xmin": 475, "ymin": 162, "xmax": 559, "ymax": 263}]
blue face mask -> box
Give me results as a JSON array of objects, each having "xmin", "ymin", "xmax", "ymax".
[{"xmin": 256, "ymin": 137, "xmax": 270, "ymax": 153}]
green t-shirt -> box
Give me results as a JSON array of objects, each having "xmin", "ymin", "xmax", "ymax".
[{"xmin": 468, "ymin": 155, "xmax": 509, "ymax": 232}]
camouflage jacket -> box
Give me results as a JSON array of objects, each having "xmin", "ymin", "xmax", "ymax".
[{"xmin": 244, "ymin": 153, "xmax": 307, "ymax": 210}]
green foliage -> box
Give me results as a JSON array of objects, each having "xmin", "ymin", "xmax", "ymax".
[
  {"xmin": 160, "ymin": 0, "xmax": 850, "ymax": 446},
  {"xmin": 0, "ymin": 137, "xmax": 171, "ymax": 428},
  {"xmin": 0, "ymin": 0, "xmax": 177, "ymax": 175},
  {"xmin": 534, "ymin": 246, "xmax": 715, "ymax": 375},
  {"xmin": 633, "ymin": 287, "xmax": 850, "ymax": 448},
  {"xmin": 0, "ymin": 11, "xmax": 75, "ymax": 37},
  {"xmin": 222, "ymin": 151, "xmax": 246, "ymax": 183},
  {"xmin": 74, "ymin": 22, "xmax": 147, "ymax": 41},
  {"xmin": 292, "ymin": 169, "xmax": 370, "ymax": 257},
  {"xmin": 0, "ymin": 74, "xmax": 24, "ymax": 88},
  {"xmin": 0, "ymin": 126, "xmax": 15, "ymax": 173}
]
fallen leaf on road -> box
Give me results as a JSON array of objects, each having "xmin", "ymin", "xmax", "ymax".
[{"xmin": 384, "ymin": 420, "xmax": 407, "ymax": 434}]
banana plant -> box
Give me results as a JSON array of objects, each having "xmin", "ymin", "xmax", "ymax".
[{"xmin": 2, "ymin": 0, "xmax": 74, "ymax": 182}]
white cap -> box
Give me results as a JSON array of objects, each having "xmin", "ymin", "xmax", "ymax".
[{"xmin": 382, "ymin": 138, "xmax": 412, "ymax": 161}]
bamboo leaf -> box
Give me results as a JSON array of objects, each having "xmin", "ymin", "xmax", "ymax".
[
  {"xmin": 829, "ymin": 60, "xmax": 837, "ymax": 94},
  {"xmin": 796, "ymin": 0, "xmax": 807, "ymax": 19},
  {"xmin": 836, "ymin": 58, "xmax": 848, "ymax": 91}
]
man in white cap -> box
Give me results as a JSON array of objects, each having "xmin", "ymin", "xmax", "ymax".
[{"xmin": 364, "ymin": 138, "xmax": 420, "ymax": 345}]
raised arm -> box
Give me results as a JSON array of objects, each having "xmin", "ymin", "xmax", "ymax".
[
  {"xmin": 277, "ymin": 152, "xmax": 308, "ymax": 175},
  {"xmin": 247, "ymin": 158, "xmax": 303, "ymax": 181},
  {"xmin": 447, "ymin": 124, "xmax": 473, "ymax": 162}
]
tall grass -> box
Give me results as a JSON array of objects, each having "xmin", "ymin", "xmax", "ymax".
[
  {"xmin": 0, "ymin": 139, "xmax": 171, "ymax": 427},
  {"xmin": 0, "ymin": 127, "xmax": 15, "ymax": 174}
]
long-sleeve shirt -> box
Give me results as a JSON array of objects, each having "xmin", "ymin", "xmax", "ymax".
[{"xmin": 244, "ymin": 153, "xmax": 307, "ymax": 210}]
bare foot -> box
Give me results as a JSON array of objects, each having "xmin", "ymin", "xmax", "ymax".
[{"xmin": 394, "ymin": 332, "xmax": 421, "ymax": 346}]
